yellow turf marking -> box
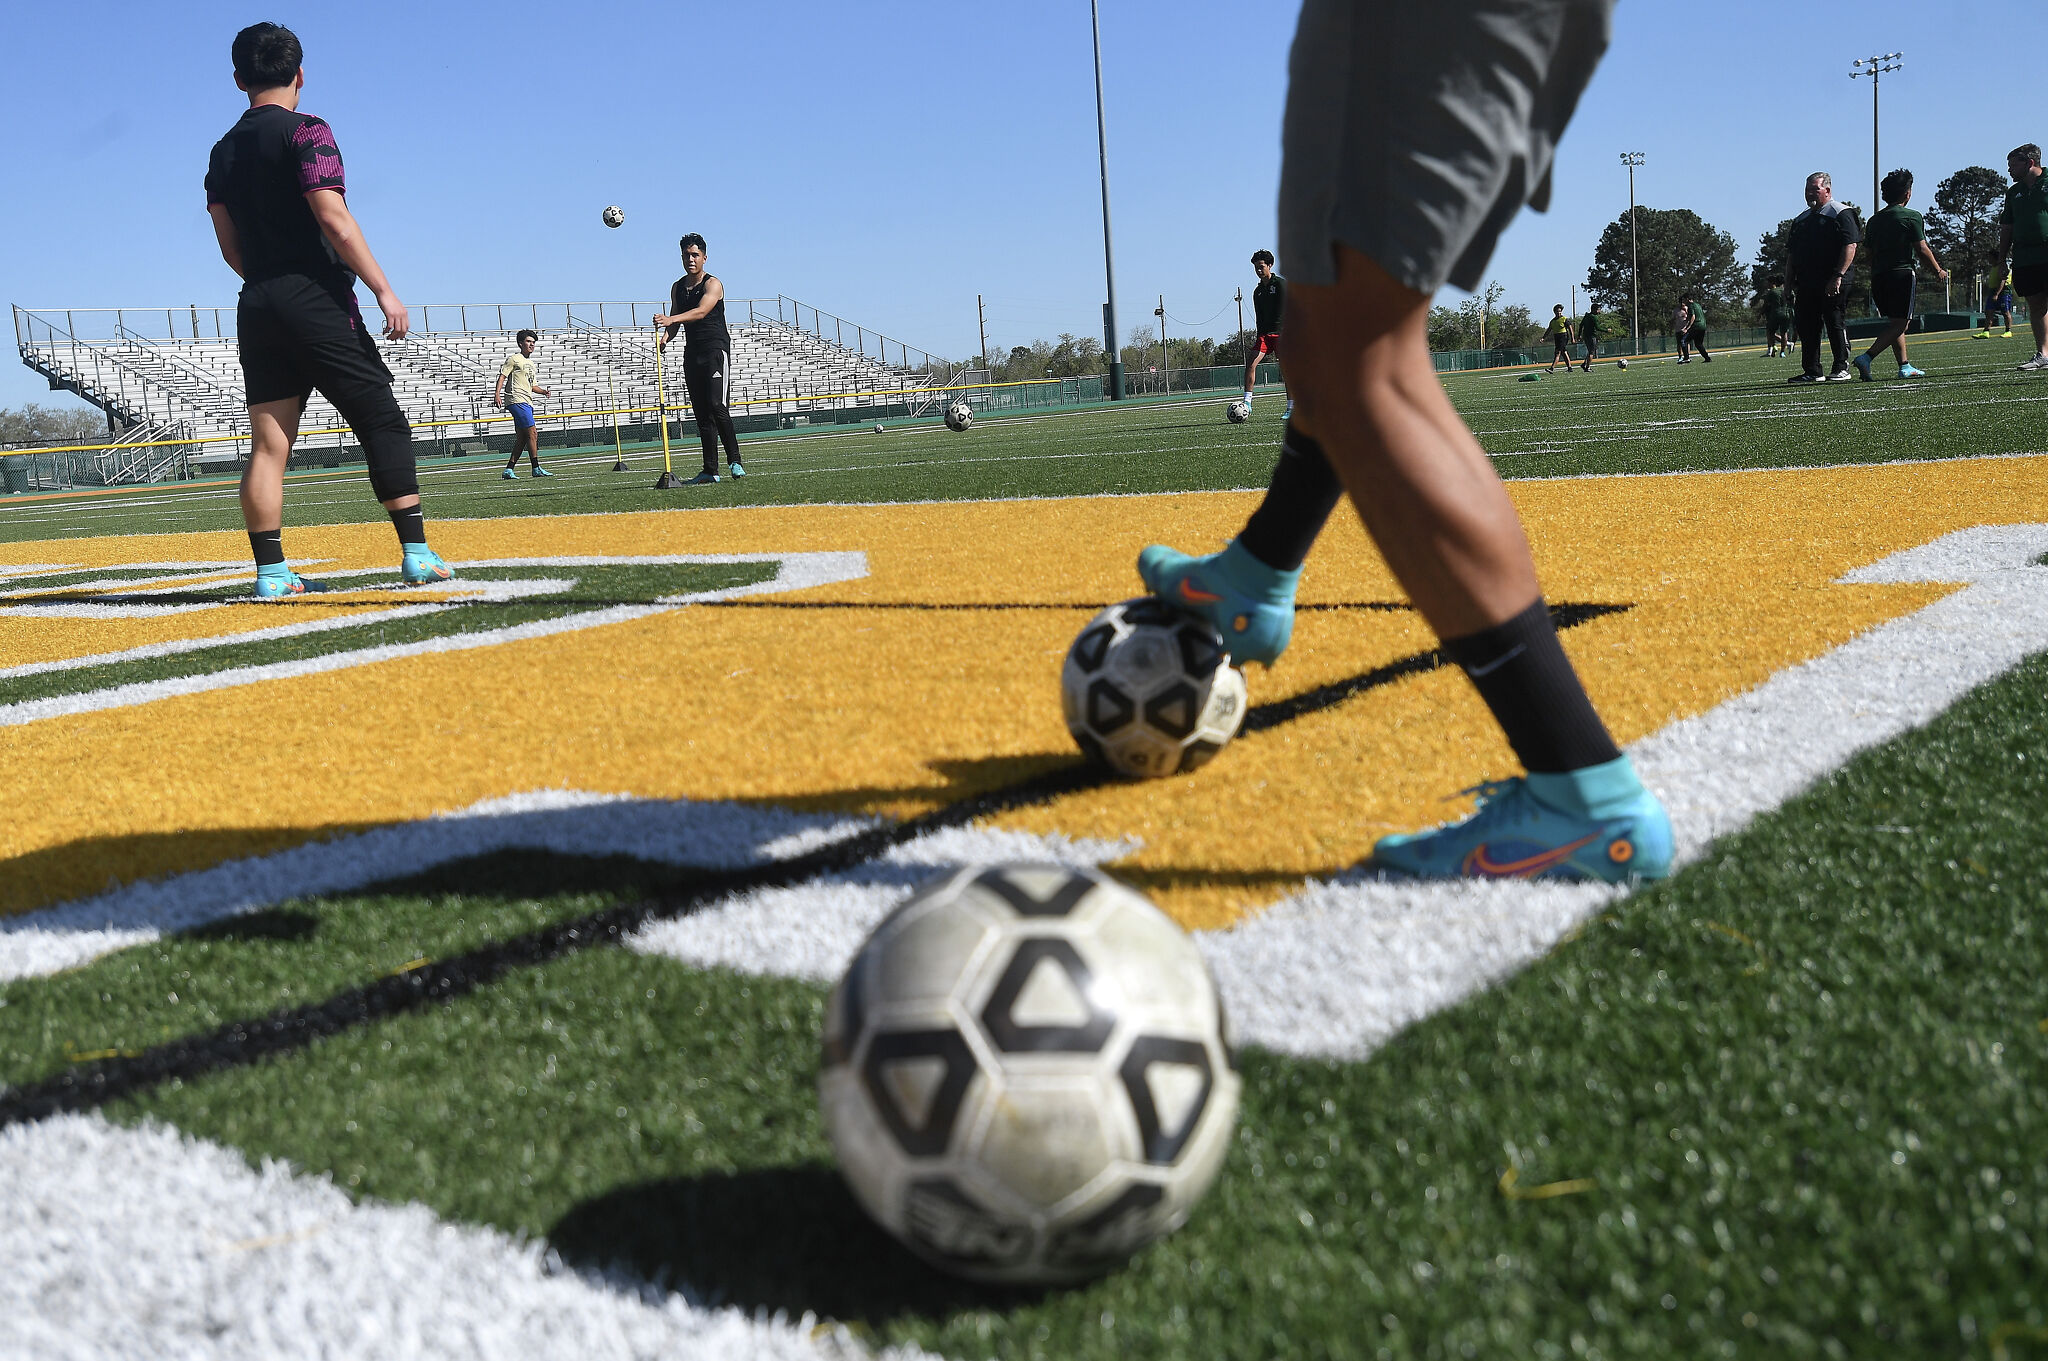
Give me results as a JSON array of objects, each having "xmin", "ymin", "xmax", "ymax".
[
  {"xmin": 2, "ymin": 456, "xmax": 2044, "ymax": 925},
  {"xmin": 1497, "ymin": 1167, "xmax": 1598, "ymax": 1200}
]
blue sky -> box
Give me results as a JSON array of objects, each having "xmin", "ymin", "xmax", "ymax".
[{"xmin": 2, "ymin": 1, "xmax": 2036, "ymax": 411}]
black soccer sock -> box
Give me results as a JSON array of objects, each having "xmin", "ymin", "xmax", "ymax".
[
  {"xmin": 388, "ymin": 505, "xmax": 427, "ymax": 546},
  {"xmin": 248, "ymin": 529, "xmax": 286, "ymax": 567},
  {"xmin": 505, "ymin": 452, "xmax": 521, "ymax": 470},
  {"xmin": 1441, "ymin": 598, "xmax": 1622, "ymax": 774},
  {"xmin": 1237, "ymin": 421, "xmax": 1345, "ymax": 573}
]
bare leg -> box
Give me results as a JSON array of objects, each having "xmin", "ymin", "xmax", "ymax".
[
  {"xmin": 1864, "ymin": 319, "xmax": 1909, "ymax": 365},
  {"xmin": 240, "ymin": 398, "xmax": 303, "ymax": 533},
  {"xmin": 1241, "ymin": 353, "xmax": 1258, "ymax": 396},
  {"xmin": 2030, "ymin": 293, "xmax": 2048, "ymax": 356},
  {"xmin": 1282, "ymin": 245, "xmax": 1538, "ymax": 636}
]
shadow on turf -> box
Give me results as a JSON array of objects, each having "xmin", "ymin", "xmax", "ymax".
[{"xmin": 548, "ymin": 1165, "xmax": 1047, "ymax": 1324}]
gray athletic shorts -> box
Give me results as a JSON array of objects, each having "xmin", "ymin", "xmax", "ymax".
[{"xmin": 1278, "ymin": 0, "xmax": 1612, "ymax": 293}]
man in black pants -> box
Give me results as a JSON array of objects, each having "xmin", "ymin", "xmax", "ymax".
[
  {"xmin": 1787, "ymin": 171, "xmax": 1861, "ymax": 383},
  {"xmin": 654, "ymin": 234, "xmax": 743, "ymax": 484},
  {"xmin": 205, "ymin": 22, "xmax": 452, "ymax": 597}
]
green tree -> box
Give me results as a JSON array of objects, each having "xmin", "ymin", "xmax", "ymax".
[
  {"xmin": 0, "ymin": 402, "xmax": 108, "ymax": 446},
  {"xmin": 1585, "ymin": 207, "xmax": 1749, "ymax": 336},
  {"xmin": 1928, "ymin": 165, "xmax": 2009, "ymax": 307}
]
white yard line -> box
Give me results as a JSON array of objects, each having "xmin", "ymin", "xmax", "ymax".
[{"xmin": 0, "ymin": 1113, "xmax": 932, "ymax": 1361}]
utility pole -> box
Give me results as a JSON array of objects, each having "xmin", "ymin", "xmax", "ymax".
[
  {"xmin": 1155, "ymin": 295, "xmax": 1167, "ymax": 393},
  {"xmin": 1235, "ymin": 287, "xmax": 1244, "ymax": 338},
  {"xmin": 1090, "ymin": 0, "xmax": 1124, "ymax": 400},
  {"xmin": 1620, "ymin": 152, "xmax": 1645, "ymax": 350},
  {"xmin": 976, "ymin": 294, "xmax": 989, "ymax": 373},
  {"xmin": 1850, "ymin": 53, "xmax": 1903, "ymax": 214}
]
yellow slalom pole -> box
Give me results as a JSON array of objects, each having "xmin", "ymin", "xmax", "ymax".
[
  {"xmin": 607, "ymin": 336, "xmax": 625, "ymax": 472},
  {"xmin": 653, "ymin": 327, "xmax": 678, "ymax": 488}
]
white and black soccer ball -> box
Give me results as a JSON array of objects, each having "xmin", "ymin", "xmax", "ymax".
[
  {"xmin": 873, "ymin": 423, "xmax": 886, "ymax": 434},
  {"xmin": 1615, "ymin": 357, "xmax": 1628, "ymax": 370},
  {"xmin": 1225, "ymin": 400, "xmax": 1250, "ymax": 424},
  {"xmin": 944, "ymin": 401, "xmax": 974, "ymax": 432},
  {"xmin": 601, "ymin": 205, "xmax": 625, "ymax": 229},
  {"xmin": 1061, "ymin": 597, "xmax": 1247, "ymax": 779},
  {"xmin": 819, "ymin": 862, "xmax": 1240, "ymax": 1285}
]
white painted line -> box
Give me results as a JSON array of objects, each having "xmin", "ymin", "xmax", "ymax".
[{"xmin": 0, "ymin": 1113, "xmax": 930, "ymax": 1361}]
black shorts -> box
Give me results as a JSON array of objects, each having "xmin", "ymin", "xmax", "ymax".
[
  {"xmin": 2012, "ymin": 262, "xmax": 2048, "ymax": 299},
  {"xmin": 236, "ymin": 271, "xmax": 394, "ymax": 407},
  {"xmin": 1871, "ymin": 272, "xmax": 1916, "ymax": 321}
]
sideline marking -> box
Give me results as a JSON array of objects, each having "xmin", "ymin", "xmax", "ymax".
[{"xmin": 0, "ymin": 552, "xmax": 868, "ymax": 729}]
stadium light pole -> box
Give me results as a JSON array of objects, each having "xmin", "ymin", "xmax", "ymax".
[
  {"xmin": 1620, "ymin": 152, "xmax": 1644, "ymax": 349},
  {"xmin": 1850, "ymin": 53, "xmax": 1903, "ymax": 214},
  {"xmin": 1091, "ymin": 0, "xmax": 1125, "ymax": 399}
]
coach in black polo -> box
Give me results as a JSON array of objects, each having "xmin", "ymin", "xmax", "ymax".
[{"xmin": 1786, "ymin": 170, "xmax": 1862, "ymax": 382}]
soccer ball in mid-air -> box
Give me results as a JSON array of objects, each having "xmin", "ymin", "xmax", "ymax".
[
  {"xmin": 601, "ymin": 205, "xmax": 625, "ymax": 228},
  {"xmin": 1616, "ymin": 357, "xmax": 1628, "ymax": 370},
  {"xmin": 1225, "ymin": 400, "xmax": 1250, "ymax": 424},
  {"xmin": 944, "ymin": 401, "xmax": 974, "ymax": 432},
  {"xmin": 1062, "ymin": 598, "xmax": 1247, "ymax": 779},
  {"xmin": 819, "ymin": 862, "xmax": 1240, "ymax": 1285}
]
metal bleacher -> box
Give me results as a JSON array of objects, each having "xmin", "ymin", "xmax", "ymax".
[{"xmin": 11, "ymin": 297, "xmax": 950, "ymax": 482}]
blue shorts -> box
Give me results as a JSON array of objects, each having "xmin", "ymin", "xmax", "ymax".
[{"xmin": 506, "ymin": 402, "xmax": 535, "ymax": 430}]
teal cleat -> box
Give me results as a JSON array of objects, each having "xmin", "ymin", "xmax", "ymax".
[
  {"xmin": 1370, "ymin": 756, "xmax": 1673, "ymax": 883},
  {"xmin": 400, "ymin": 545, "xmax": 454, "ymax": 585},
  {"xmin": 687, "ymin": 472, "xmax": 720, "ymax": 485},
  {"xmin": 501, "ymin": 468, "xmax": 519, "ymax": 480},
  {"xmin": 728, "ymin": 462, "xmax": 746, "ymax": 478},
  {"xmin": 532, "ymin": 465, "xmax": 554, "ymax": 478},
  {"xmin": 1136, "ymin": 538, "xmax": 1300, "ymax": 666},
  {"xmin": 1898, "ymin": 363, "xmax": 1926, "ymax": 379},
  {"xmin": 1852, "ymin": 353, "xmax": 1874, "ymax": 381},
  {"xmin": 253, "ymin": 566, "xmax": 329, "ymax": 600}
]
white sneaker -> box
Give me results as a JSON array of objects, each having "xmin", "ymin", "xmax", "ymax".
[{"xmin": 2018, "ymin": 354, "xmax": 2048, "ymax": 372}]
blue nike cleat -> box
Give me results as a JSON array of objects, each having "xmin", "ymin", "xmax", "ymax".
[
  {"xmin": 253, "ymin": 565, "xmax": 329, "ymax": 600},
  {"xmin": 501, "ymin": 468, "xmax": 519, "ymax": 480},
  {"xmin": 1852, "ymin": 353, "xmax": 1874, "ymax": 382},
  {"xmin": 400, "ymin": 545, "xmax": 454, "ymax": 585},
  {"xmin": 1898, "ymin": 364, "xmax": 1926, "ymax": 379},
  {"xmin": 532, "ymin": 465, "xmax": 554, "ymax": 478},
  {"xmin": 1136, "ymin": 538, "xmax": 1300, "ymax": 666},
  {"xmin": 687, "ymin": 472, "xmax": 720, "ymax": 485},
  {"xmin": 728, "ymin": 462, "xmax": 746, "ymax": 478},
  {"xmin": 1370, "ymin": 756, "xmax": 1673, "ymax": 883}
]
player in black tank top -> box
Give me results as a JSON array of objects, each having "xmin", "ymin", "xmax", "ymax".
[{"xmin": 654, "ymin": 234, "xmax": 743, "ymax": 483}]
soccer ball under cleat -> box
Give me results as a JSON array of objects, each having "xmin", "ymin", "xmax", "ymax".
[
  {"xmin": 601, "ymin": 205, "xmax": 624, "ymax": 228},
  {"xmin": 1062, "ymin": 598, "xmax": 1247, "ymax": 779},
  {"xmin": 819, "ymin": 862, "xmax": 1240, "ymax": 1285},
  {"xmin": 1225, "ymin": 400, "xmax": 1250, "ymax": 424},
  {"xmin": 945, "ymin": 402, "xmax": 974, "ymax": 432}
]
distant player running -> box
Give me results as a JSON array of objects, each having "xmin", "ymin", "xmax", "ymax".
[
  {"xmin": 204, "ymin": 23, "xmax": 451, "ymax": 597},
  {"xmin": 1242, "ymin": 251, "xmax": 1285, "ymax": 408},
  {"xmin": 1578, "ymin": 303, "xmax": 1602, "ymax": 370},
  {"xmin": 1544, "ymin": 304, "xmax": 1572, "ymax": 371},
  {"xmin": 495, "ymin": 328, "xmax": 554, "ymax": 478},
  {"xmin": 1853, "ymin": 169, "xmax": 1947, "ymax": 381},
  {"xmin": 653, "ymin": 234, "xmax": 743, "ymax": 484},
  {"xmin": 1140, "ymin": 0, "xmax": 1671, "ymax": 882},
  {"xmin": 1975, "ymin": 273, "xmax": 2015, "ymax": 338},
  {"xmin": 1762, "ymin": 275, "xmax": 1792, "ymax": 357}
]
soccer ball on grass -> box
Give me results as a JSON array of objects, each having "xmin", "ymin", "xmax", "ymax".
[
  {"xmin": 1616, "ymin": 357, "xmax": 1628, "ymax": 370},
  {"xmin": 1062, "ymin": 598, "xmax": 1247, "ymax": 779},
  {"xmin": 819, "ymin": 862, "xmax": 1240, "ymax": 1285},
  {"xmin": 600, "ymin": 205, "xmax": 625, "ymax": 229},
  {"xmin": 1225, "ymin": 400, "xmax": 1250, "ymax": 424},
  {"xmin": 944, "ymin": 402, "xmax": 974, "ymax": 432}
]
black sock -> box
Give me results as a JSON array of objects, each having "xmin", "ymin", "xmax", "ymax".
[
  {"xmin": 505, "ymin": 452, "xmax": 520, "ymax": 470},
  {"xmin": 1238, "ymin": 421, "xmax": 1345, "ymax": 572},
  {"xmin": 1441, "ymin": 598, "xmax": 1622, "ymax": 774},
  {"xmin": 388, "ymin": 505, "xmax": 427, "ymax": 545},
  {"xmin": 248, "ymin": 529, "xmax": 285, "ymax": 567}
]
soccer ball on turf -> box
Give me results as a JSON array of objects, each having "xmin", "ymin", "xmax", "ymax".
[
  {"xmin": 944, "ymin": 401, "xmax": 974, "ymax": 432},
  {"xmin": 1616, "ymin": 357, "xmax": 1628, "ymax": 370},
  {"xmin": 819, "ymin": 862, "xmax": 1240, "ymax": 1285},
  {"xmin": 1062, "ymin": 598, "xmax": 1247, "ymax": 779},
  {"xmin": 873, "ymin": 423, "xmax": 886, "ymax": 434},
  {"xmin": 601, "ymin": 205, "xmax": 625, "ymax": 229},
  {"xmin": 1225, "ymin": 400, "xmax": 1250, "ymax": 424}
]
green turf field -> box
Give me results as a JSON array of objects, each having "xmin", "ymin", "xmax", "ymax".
[{"xmin": 3, "ymin": 329, "xmax": 2045, "ymax": 1359}]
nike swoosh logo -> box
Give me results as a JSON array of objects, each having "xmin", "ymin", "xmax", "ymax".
[
  {"xmin": 1461, "ymin": 830, "xmax": 1603, "ymax": 878},
  {"xmin": 1463, "ymin": 643, "xmax": 1526, "ymax": 679},
  {"xmin": 1177, "ymin": 580, "xmax": 1221, "ymax": 606}
]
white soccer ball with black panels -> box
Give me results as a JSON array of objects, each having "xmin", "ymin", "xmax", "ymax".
[
  {"xmin": 1225, "ymin": 399, "xmax": 1250, "ymax": 424},
  {"xmin": 944, "ymin": 401, "xmax": 974, "ymax": 432},
  {"xmin": 819, "ymin": 863, "xmax": 1240, "ymax": 1285},
  {"xmin": 601, "ymin": 205, "xmax": 625, "ymax": 228},
  {"xmin": 1616, "ymin": 357, "xmax": 1628, "ymax": 370},
  {"xmin": 1062, "ymin": 597, "xmax": 1247, "ymax": 779}
]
